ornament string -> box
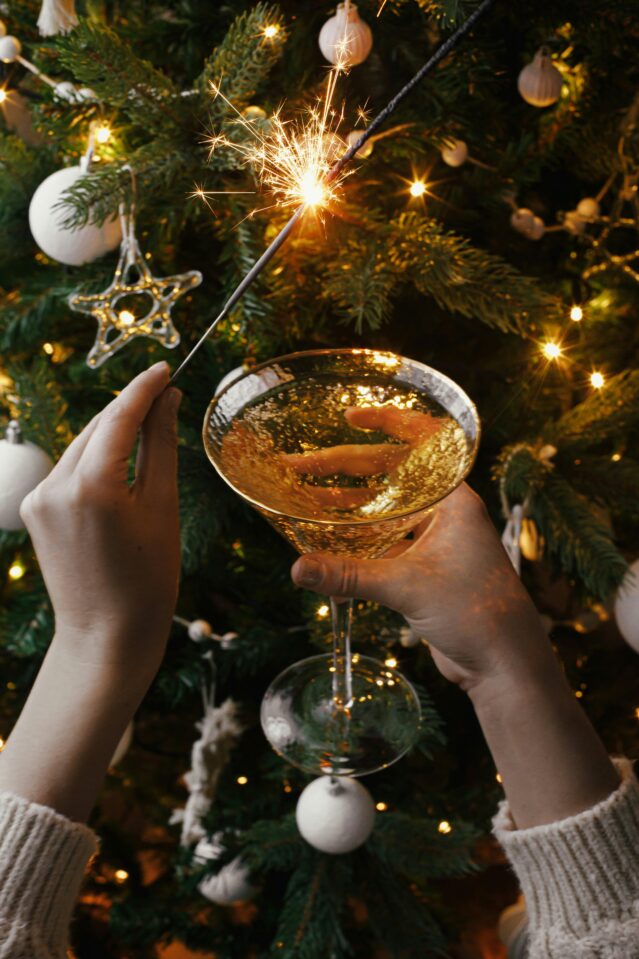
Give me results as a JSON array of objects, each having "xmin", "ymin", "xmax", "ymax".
[{"xmin": 170, "ymin": 0, "xmax": 497, "ymax": 382}]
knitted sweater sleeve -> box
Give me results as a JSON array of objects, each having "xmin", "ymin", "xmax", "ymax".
[
  {"xmin": 493, "ymin": 758, "xmax": 639, "ymax": 959},
  {"xmin": 0, "ymin": 790, "xmax": 98, "ymax": 959}
]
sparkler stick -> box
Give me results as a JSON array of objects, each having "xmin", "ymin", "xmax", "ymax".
[{"xmin": 171, "ymin": 0, "xmax": 497, "ymax": 383}]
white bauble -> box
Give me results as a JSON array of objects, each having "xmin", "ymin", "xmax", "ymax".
[
  {"xmin": 614, "ymin": 559, "xmax": 639, "ymax": 652},
  {"xmin": 0, "ymin": 422, "xmax": 53, "ymax": 531},
  {"xmin": 0, "ymin": 36, "xmax": 21, "ymax": 63},
  {"xmin": 188, "ymin": 618, "xmax": 213, "ymax": 642},
  {"xmin": 29, "ymin": 165, "xmax": 122, "ymax": 266},
  {"xmin": 576, "ymin": 197, "xmax": 600, "ymax": 220},
  {"xmin": 498, "ymin": 895, "xmax": 528, "ymax": 958},
  {"xmin": 109, "ymin": 721, "xmax": 133, "ymax": 767},
  {"xmin": 215, "ymin": 365, "xmax": 248, "ymax": 396},
  {"xmin": 527, "ymin": 215, "xmax": 545, "ymax": 240},
  {"xmin": 241, "ymin": 105, "xmax": 267, "ymax": 122},
  {"xmin": 296, "ymin": 776, "xmax": 375, "ymax": 854},
  {"xmin": 510, "ymin": 208, "xmax": 536, "ymax": 235},
  {"xmin": 441, "ymin": 139, "xmax": 468, "ymax": 168},
  {"xmin": 563, "ymin": 210, "xmax": 586, "ymax": 236},
  {"xmin": 346, "ymin": 130, "xmax": 373, "ymax": 159},
  {"xmin": 319, "ymin": 3, "xmax": 372, "ymax": 68},
  {"xmin": 53, "ymin": 81, "xmax": 81, "ymax": 103},
  {"xmin": 194, "ymin": 836, "xmax": 256, "ymax": 905},
  {"xmin": 75, "ymin": 87, "xmax": 97, "ymax": 103},
  {"xmin": 518, "ymin": 48, "xmax": 563, "ymax": 108}
]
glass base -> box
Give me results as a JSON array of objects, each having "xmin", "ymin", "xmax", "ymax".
[{"xmin": 260, "ymin": 653, "xmax": 421, "ymax": 777}]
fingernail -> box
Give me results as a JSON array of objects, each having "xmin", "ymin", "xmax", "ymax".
[
  {"xmin": 295, "ymin": 557, "xmax": 323, "ymax": 587},
  {"xmin": 166, "ymin": 387, "xmax": 182, "ymax": 412},
  {"xmin": 150, "ymin": 361, "xmax": 170, "ymax": 375}
]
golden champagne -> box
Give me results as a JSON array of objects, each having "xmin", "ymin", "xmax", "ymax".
[{"xmin": 210, "ymin": 374, "xmax": 473, "ymax": 557}]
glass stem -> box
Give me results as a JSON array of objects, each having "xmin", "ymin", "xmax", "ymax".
[{"xmin": 330, "ymin": 597, "xmax": 354, "ymax": 710}]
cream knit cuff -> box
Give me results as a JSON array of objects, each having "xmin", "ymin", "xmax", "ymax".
[
  {"xmin": 493, "ymin": 758, "xmax": 639, "ymax": 957},
  {"xmin": 0, "ymin": 790, "xmax": 98, "ymax": 958}
]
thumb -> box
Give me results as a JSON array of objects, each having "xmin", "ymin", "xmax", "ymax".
[
  {"xmin": 291, "ymin": 552, "xmax": 403, "ymax": 609},
  {"xmin": 136, "ymin": 386, "xmax": 182, "ymax": 496}
]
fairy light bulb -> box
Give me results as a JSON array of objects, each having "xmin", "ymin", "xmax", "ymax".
[
  {"xmin": 570, "ymin": 305, "xmax": 583, "ymax": 322},
  {"xmin": 0, "ymin": 89, "xmax": 7, "ymax": 104},
  {"xmin": 410, "ymin": 180, "xmax": 426, "ymax": 198},
  {"xmin": 43, "ymin": 342, "xmax": 54, "ymax": 355},
  {"xmin": 95, "ymin": 123, "xmax": 112, "ymax": 144},
  {"xmin": 263, "ymin": 24, "xmax": 279, "ymax": 38},
  {"xmin": 237, "ymin": 775, "xmax": 248, "ymax": 785},
  {"xmin": 317, "ymin": 604, "xmax": 330, "ymax": 619},
  {"xmin": 590, "ymin": 371, "xmax": 604, "ymax": 389},
  {"xmin": 384, "ymin": 657, "xmax": 397, "ymax": 668},
  {"xmin": 118, "ymin": 310, "xmax": 135, "ymax": 327},
  {"xmin": 114, "ymin": 869, "xmax": 129, "ymax": 884},
  {"xmin": 438, "ymin": 820, "xmax": 452, "ymax": 834},
  {"xmin": 8, "ymin": 562, "xmax": 25, "ymax": 581},
  {"xmin": 542, "ymin": 341, "xmax": 562, "ymax": 360},
  {"xmin": 375, "ymin": 802, "xmax": 388, "ymax": 811}
]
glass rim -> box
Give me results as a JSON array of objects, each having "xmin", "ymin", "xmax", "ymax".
[{"xmin": 203, "ymin": 347, "xmax": 481, "ymax": 529}]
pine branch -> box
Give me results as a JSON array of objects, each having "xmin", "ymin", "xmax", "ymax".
[
  {"xmin": 322, "ymin": 238, "xmax": 397, "ymax": 332},
  {"xmin": 551, "ymin": 371, "xmax": 639, "ymax": 449},
  {"xmin": 5, "ymin": 358, "xmax": 72, "ymax": 457}
]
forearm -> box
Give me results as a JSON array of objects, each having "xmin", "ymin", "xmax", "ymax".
[
  {"xmin": 469, "ymin": 647, "xmax": 619, "ymax": 829},
  {"xmin": 0, "ymin": 635, "xmax": 155, "ymax": 823}
]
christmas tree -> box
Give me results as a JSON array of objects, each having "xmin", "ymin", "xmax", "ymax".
[{"xmin": 1, "ymin": 1, "xmax": 639, "ymax": 956}]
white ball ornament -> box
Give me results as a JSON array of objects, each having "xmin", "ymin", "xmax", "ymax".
[
  {"xmin": 563, "ymin": 209, "xmax": 587, "ymax": 236},
  {"xmin": 0, "ymin": 421, "xmax": 53, "ymax": 531},
  {"xmin": 527, "ymin": 215, "xmax": 545, "ymax": 240},
  {"xmin": 319, "ymin": 3, "xmax": 373, "ymax": 69},
  {"xmin": 576, "ymin": 197, "xmax": 600, "ymax": 220},
  {"xmin": 296, "ymin": 776, "xmax": 375, "ymax": 854},
  {"xmin": 29, "ymin": 164, "xmax": 122, "ymax": 266},
  {"xmin": 614, "ymin": 559, "xmax": 639, "ymax": 653},
  {"xmin": 188, "ymin": 618, "xmax": 213, "ymax": 642},
  {"xmin": 194, "ymin": 835, "xmax": 256, "ymax": 905},
  {"xmin": 510, "ymin": 208, "xmax": 536, "ymax": 235},
  {"xmin": 518, "ymin": 48, "xmax": 563, "ymax": 108},
  {"xmin": 441, "ymin": 139, "xmax": 468, "ymax": 168},
  {"xmin": 53, "ymin": 81, "xmax": 79, "ymax": 102},
  {"xmin": 109, "ymin": 721, "xmax": 133, "ymax": 767},
  {"xmin": 0, "ymin": 36, "xmax": 22, "ymax": 63}
]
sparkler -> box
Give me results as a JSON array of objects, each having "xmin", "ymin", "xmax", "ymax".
[{"xmin": 171, "ymin": 0, "xmax": 497, "ymax": 382}]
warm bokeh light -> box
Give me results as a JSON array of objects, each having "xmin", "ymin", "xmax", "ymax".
[
  {"xmin": 384, "ymin": 657, "xmax": 397, "ymax": 668},
  {"xmin": 409, "ymin": 180, "xmax": 426, "ymax": 198},
  {"xmin": 8, "ymin": 562, "xmax": 25, "ymax": 581},
  {"xmin": 43, "ymin": 342, "xmax": 54, "ymax": 355},
  {"xmin": 95, "ymin": 123, "xmax": 112, "ymax": 144},
  {"xmin": 542, "ymin": 341, "xmax": 562, "ymax": 360},
  {"xmin": 635, "ymin": 707, "xmax": 639, "ymax": 720},
  {"xmin": 496, "ymin": 773, "xmax": 503, "ymax": 784},
  {"xmin": 590, "ymin": 371, "xmax": 604, "ymax": 389},
  {"xmin": 317, "ymin": 604, "xmax": 330, "ymax": 619},
  {"xmin": 118, "ymin": 310, "xmax": 135, "ymax": 327},
  {"xmin": 438, "ymin": 820, "xmax": 452, "ymax": 834},
  {"xmin": 570, "ymin": 305, "xmax": 583, "ymax": 322},
  {"xmin": 262, "ymin": 24, "xmax": 279, "ymax": 38},
  {"xmin": 0, "ymin": 89, "xmax": 7, "ymax": 104},
  {"xmin": 612, "ymin": 452, "xmax": 622, "ymax": 462},
  {"xmin": 0, "ymin": 738, "xmax": 5, "ymax": 751},
  {"xmin": 114, "ymin": 869, "xmax": 129, "ymax": 884},
  {"xmin": 237, "ymin": 775, "xmax": 248, "ymax": 785},
  {"xmin": 376, "ymin": 801, "xmax": 388, "ymax": 811}
]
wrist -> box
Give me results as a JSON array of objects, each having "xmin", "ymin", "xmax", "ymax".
[{"xmin": 51, "ymin": 626, "xmax": 163, "ymax": 693}]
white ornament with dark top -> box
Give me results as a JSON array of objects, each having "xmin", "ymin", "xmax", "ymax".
[
  {"xmin": 0, "ymin": 35, "xmax": 21, "ymax": 63},
  {"xmin": 0, "ymin": 421, "xmax": 53, "ymax": 531},
  {"xmin": 29, "ymin": 160, "xmax": 121, "ymax": 266},
  {"xmin": 440, "ymin": 139, "xmax": 468, "ymax": 168},
  {"xmin": 518, "ymin": 47, "xmax": 563, "ymax": 107},
  {"xmin": 295, "ymin": 776, "xmax": 375, "ymax": 854},
  {"xmin": 319, "ymin": 2, "xmax": 372, "ymax": 68},
  {"xmin": 614, "ymin": 559, "xmax": 639, "ymax": 653},
  {"xmin": 68, "ymin": 206, "xmax": 202, "ymax": 369},
  {"xmin": 194, "ymin": 834, "xmax": 256, "ymax": 905},
  {"xmin": 577, "ymin": 197, "xmax": 601, "ymax": 220}
]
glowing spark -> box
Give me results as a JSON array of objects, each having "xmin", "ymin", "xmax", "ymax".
[
  {"xmin": 0, "ymin": 89, "xmax": 7, "ymax": 104},
  {"xmin": 590, "ymin": 371, "xmax": 604, "ymax": 389},
  {"xmin": 542, "ymin": 341, "xmax": 562, "ymax": 360},
  {"xmin": 206, "ymin": 67, "xmax": 351, "ymax": 216},
  {"xmin": 262, "ymin": 24, "xmax": 279, "ymax": 39},
  {"xmin": 570, "ymin": 305, "xmax": 583, "ymax": 322},
  {"xmin": 410, "ymin": 180, "xmax": 426, "ymax": 198}
]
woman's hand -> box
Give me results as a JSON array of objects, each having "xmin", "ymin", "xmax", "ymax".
[
  {"xmin": 291, "ymin": 483, "xmax": 551, "ymax": 696},
  {"xmin": 20, "ymin": 361, "xmax": 181, "ymax": 678}
]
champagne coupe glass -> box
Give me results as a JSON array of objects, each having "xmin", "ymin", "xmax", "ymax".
[{"xmin": 203, "ymin": 349, "xmax": 479, "ymax": 776}]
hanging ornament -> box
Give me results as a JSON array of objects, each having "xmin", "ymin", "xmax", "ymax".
[
  {"xmin": 498, "ymin": 896, "xmax": 529, "ymax": 959},
  {"xmin": 0, "ymin": 421, "xmax": 53, "ymax": 531},
  {"xmin": 37, "ymin": 0, "xmax": 78, "ymax": 37},
  {"xmin": 109, "ymin": 721, "xmax": 133, "ymax": 768},
  {"xmin": 241, "ymin": 105, "xmax": 267, "ymax": 122},
  {"xmin": 614, "ymin": 559, "xmax": 639, "ymax": 653},
  {"xmin": 345, "ymin": 130, "xmax": 373, "ymax": 159},
  {"xmin": 171, "ymin": 651, "xmax": 243, "ymax": 846},
  {"xmin": 69, "ymin": 200, "xmax": 202, "ymax": 369},
  {"xmin": 295, "ymin": 776, "xmax": 375, "ymax": 854},
  {"xmin": 194, "ymin": 834, "xmax": 256, "ymax": 905},
  {"xmin": 440, "ymin": 138, "xmax": 468, "ymax": 168},
  {"xmin": 576, "ymin": 197, "xmax": 601, "ymax": 220},
  {"xmin": 29, "ymin": 143, "xmax": 122, "ymax": 266},
  {"xmin": 510, "ymin": 208, "xmax": 545, "ymax": 240},
  {"xmin": 319, "ymin": 2, "xmax": 373, "ymax": 69},
  {"xmin": 0, "ymin": 35, "xmax": 22, "ymax": 63},
  {"xmin": 563, "ymin": 209, "xmax": 587, "ymax": 236},
  {"xmin": 526, "ymin": 216, "xmax": 545, "ymax": 240},
  {"xmin": 519, "ymin": 517, "xmax": 544, "ymax": 562},
  {"xmin": 517, "ymin": 47, "xmax": 563, "ymax": 108}
]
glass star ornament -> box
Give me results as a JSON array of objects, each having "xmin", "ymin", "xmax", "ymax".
[{"xmin": 68, "ymin": 211, "xmax": 202, "ymax": 369}]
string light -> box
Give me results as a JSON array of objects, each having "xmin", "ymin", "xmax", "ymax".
[
  {"xmin": 496, "ymin": 773, "xmax": 503, "ymax": 784},
  {"xmin": 95, "ymin": 123, "xmax": 112, "ymax": 145},
  {"xmin": 590, "ymin": 371, "xmax": 605, "ymax": 389},
  {"xmin": 262, "ymin": 24, "xmax": 279, "ymax": 39},
  {"xmin": 575, "ymin": 690, "xmax": 583, "ymax": 698},
  {"xmin": 317, "ymin": 604, "xmax": 330, "ymax": 619},
  {"xmin": 384, "ymin": 657, "xmax": 397, "ymax": 668},
  {"xmin": 542, "ymin": 341, "xmax": 562, "ymax": 360},
  {"xmin": 0, "ymin": 738, "xmax": 5, "ymax": 751},
  {"xmin": 375, "ymin": 801, "xmax": 388, "ymax": 811},
  {"xmin": 114, "ymin": 869, "xmax": 129, "ymax": 884},
  {"xmin": 634, "ymin": 708, "xmax": 639, "ymax": 719},
  {"xmin": 570, "ymin": 305, "xmax": 583, "ymax": 322},
  {"xmin": 237, "ymin": 775, "xmax": 248, "ymax": 785},
  {"xmin": 118, "ymin": 310, "xmax": 135, "ymax": 327},
  {"xmin": 409, "ymin": 180, "xmax": 426, "ymax": 198},
  {"xmin": 8, "ymin": 562, "xmax": 25, "ymax": 581},
  {"xmin": 438, "ymin": 820, "xmax": 452, "ymax": 834},
  {"xmin": 0, "ymin": 89, "xmax": 7, "ymax": 104},
  {"xmin": 43, "ymin": 342, "xmax": 54, "ymax": 355},
  {"xmin": 612, "ymin": 452, "xmax": 622, "ymax": 462}
]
